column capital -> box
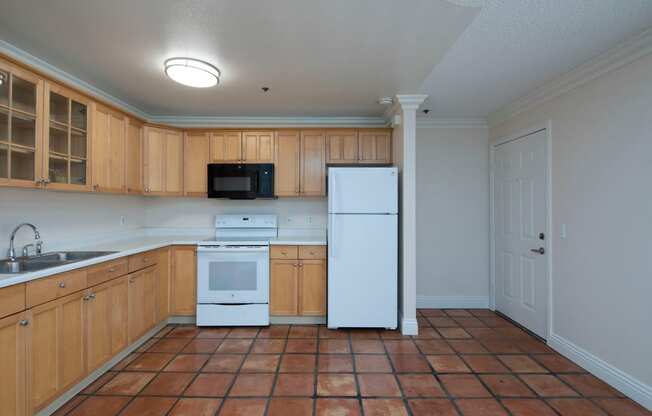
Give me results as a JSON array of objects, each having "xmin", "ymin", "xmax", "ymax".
[{"xmin": 395, "ymin": 94, "xmax": 428, "ymax": 110}]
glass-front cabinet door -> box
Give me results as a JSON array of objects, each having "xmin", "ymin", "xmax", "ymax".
[
  {"xmin": 43, "ymin": 82, "xmax": 91, "ymax": 191},
  {"xmin": 0, "ymin": 61, "xmax": 43, "ymax": 187}
]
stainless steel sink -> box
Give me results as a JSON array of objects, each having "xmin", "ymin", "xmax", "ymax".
[{"xmin": 0, "ymin": 251, "xmax": 117, "ymax": 274}]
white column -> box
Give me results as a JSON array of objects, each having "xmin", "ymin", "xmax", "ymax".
[{"xmin": 394, "ymin": 94, "xmax": 427, "ymax": 335}]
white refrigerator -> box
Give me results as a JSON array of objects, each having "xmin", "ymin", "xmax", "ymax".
[{"xmin": 328, "ymin": 167, "xmax": 398, "ymax": 329}]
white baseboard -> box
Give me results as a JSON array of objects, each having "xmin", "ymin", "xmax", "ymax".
[
  {"xmin": 416, "ymin": 295, "xmax": 489, "ymax": 309},
  {"xmin": 548, "ymin": 333, "xmax": 652, "ymax": 411},
  {"xmin": 399, "ymin": 310, "xmax": 418, "ymax": 336}
]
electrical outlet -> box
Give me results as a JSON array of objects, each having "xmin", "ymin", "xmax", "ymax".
[{"xmin": 120, "ymin": 216, "xmax": 127, "ymax": 226}]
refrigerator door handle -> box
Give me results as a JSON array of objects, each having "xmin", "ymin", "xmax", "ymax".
[{"xmin": 330, "ymin": 216, "xmax": 336, "ymax": 259}]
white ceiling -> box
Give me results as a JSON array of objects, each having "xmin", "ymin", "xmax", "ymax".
[
  {"xmin": 0, "ymin": 1, "xmax": 651, "ymax": 120},
  {"xmin": 418, "ymin": 0, "xmax": 652, "ymax": 119},
  {"xmin": 0, "ymin": 0, "xmax": 478, "ymax": 117}
]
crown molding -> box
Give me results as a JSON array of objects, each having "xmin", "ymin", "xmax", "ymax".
[
  {"xmin": 489, "ymin": 26, "xmax": 652, "ymax": 127},
  {"xmin": 149, "ymin": 115, "xmax": 390, "ymax": 128},
  {"xmin": 0, "ymin": 40, "xmax": 149, "ymax": 120},
  {"xmin": 416, "ymin": 117, "xmax": 487, "ymax": 128}
]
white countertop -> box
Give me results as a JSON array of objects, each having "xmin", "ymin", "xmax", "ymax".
[{"xmin": 0, "ymin": 228, "xmax": 327, "ymax": 289}]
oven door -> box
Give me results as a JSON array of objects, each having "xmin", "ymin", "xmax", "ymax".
[{"xmin": 196, "ymin": 246, "xmax": 269, "ymax": 304}]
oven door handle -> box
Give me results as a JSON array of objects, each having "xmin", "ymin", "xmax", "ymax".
[{"xmin": 197, "ymin": 246, "xmax": 269, "ymax": 253}]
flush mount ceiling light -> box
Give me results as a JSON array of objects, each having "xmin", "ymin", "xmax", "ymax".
[{"xmin": 164, "ymin": 57, "xmax": 220, "ymax": 88}]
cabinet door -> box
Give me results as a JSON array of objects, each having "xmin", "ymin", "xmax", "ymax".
[
  {"xmin": 275, "ymin": 130, "xmax": 300, "ymax": 197},
  {"xmin": 210, "ymin": 131, "xmax": 242, "ymax": 162},
  {"xmin": 43, "ymin": 82, "xmax": 91, "ymax": 191},
  {"xmin": 326, "ymin": 130, "xmax": 358, "ymax": 164},
  {"xmin": 92, "ymin": 104, "xmax": 126, "ymax": 193},
  {"xmin": 157, "ymin": 248, "xmax": 170, "ymax": 321},
  {"xmin": 0, "ymin": 312, "xmax": 27, "ymax": 416},
  {"xmin": 299, "ymin": 260, "xmax": 327, "ymax": 316},
  {"xmin": 170, "ymin": 246, "xmax": 197, "ymax": 316},
  {"xmin": 243, "ymin": 131, "xmax": 274, "ymax": 162},
  {"xmin": 184, "ymin": 132, "xmax": 209, "ymax": 196},
  {"xmin": 300, "ymin": 130, "xmax": 326, "ymax": 196},
  {"xmin": 358, "ymin": 130, "xmax": 392, "ymax": 164},
  {"xmin": 86, "ymin": 283, "xmax": 111, "ymax": 372},
  {"xmin": 0, "ymin": 60, "xmax": 43, "ymax": 189},
  {"xmin": 109, "ymin": 276, "xmax": 129, "ymax": 355},
  {"xmin": 125, "ymin": 119, "xmax": 143, "ymax": 194},
  {"xmin": 28, "ymin": 291, "xmax": 86, "ymax": 413},
  {"xmin": 143, "ymin": 126, "xmax": 165, "ymax": 194},
  {"xmin": 128, "ymin": 267, "xmax": 157, "ymax": 342},
  {"xmin": 165, "ymin": 130, "xmax": 183, "ymax": 195},
  {"xmin": 270, "ymin": 260, "xmax": 299, "ymax": 316}
]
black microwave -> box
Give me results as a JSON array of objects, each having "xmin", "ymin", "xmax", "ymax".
[{"xmin": 207, "ymin": 163, "xmax": 274, "ymax": 199}]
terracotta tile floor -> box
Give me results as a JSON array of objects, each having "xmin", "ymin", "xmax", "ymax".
[{"xmin": 53, "ymin": 309, "xmax": 651, "ymax": 416}]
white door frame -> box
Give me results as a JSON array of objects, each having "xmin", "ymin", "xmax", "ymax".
[{"xmin": 489, "ymin": 121, "xmax": 553, "ymax": 339}]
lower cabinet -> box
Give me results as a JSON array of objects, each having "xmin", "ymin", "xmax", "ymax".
[
  {"xmin": 156, "ymin": 248, "xmax": 170, "ymax": 321},
  {"xmin": 27, "ymin": 291, "xmax": 87, "ymax": 414},
  {"xmin": 171, "ymin": 246, "xmax": 197, "ymax": 316},
  {"xmin": 270, "ymin": 245, "xmax": 327, "ymax": 317},
  {"xmin": 0, "ymin": 312, "xmax": 27, "ymax": 416}
]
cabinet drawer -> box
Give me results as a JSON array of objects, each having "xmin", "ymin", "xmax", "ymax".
[
  {"xmin": 270, "ymin": 245, "xmax": 298, "ymax": 260},
  {"xmin": 299, "ymin": 245, "xmax": 326, "ymax": 259},
  {"xmin": 26, "ymin": 270, "xmax": 87, "ymax": 308},
  {"xmin": 87, "ymin": 258, "xmax": 129, "ymax": 286},
  {"xmin": 0, "ymin": 284, "xmax": 26, "ymax": 318},
  {"xmin": 128, "ymin": 251, "xmax": 158, "ymax": 273}
]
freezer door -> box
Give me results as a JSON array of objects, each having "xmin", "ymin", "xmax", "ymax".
[
  {"xmin": 328, "ymin": 213, "xmax": 398, "ymax": 329},
  {"xmin": 328, "ymin": 167, "xmax": 398, "ymax": 214}
]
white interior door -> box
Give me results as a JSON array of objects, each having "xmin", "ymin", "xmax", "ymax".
[{"xmin": 493, "ymin": 129, "xmax": 548, "ymax": 338}]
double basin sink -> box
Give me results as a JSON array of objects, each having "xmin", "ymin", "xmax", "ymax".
[{"xmin": 0, "ymin": 251, "xmax": 117, "ymax": 274}]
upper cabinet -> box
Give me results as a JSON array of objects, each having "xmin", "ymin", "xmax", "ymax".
[
  {"xmin": 326, "ymin": 129, "xmax": 358, "ymax": 164},
  {"xmin": 43, "ymin": 82, "xmax": 92, "ymax": 191},
  {"xmin": 210, "ymin": 131, "xmax": 242, "ymax": 162},
  {"xmin": 143, "ymin": 126, "xmax": 183, "ymax": 196},
  {"xmin": 358, "ymin": 129, "xmax": 392, "ymax": 164},
  {"xmin": 125, "ymin": 119, "xmax": 143, "ymax": 194},
  {"xmin": 184, "ymin": 131, "xmax": 210, "ymax": 197},
  {"xmin": 242, "ymin": 131, "xmax": 274, "ymax": 162},
  {"xmin": 209, "ymin": 130, "xmax": 274, "ymax": 163},
  {"xmin": 91, "ymin": 103, "xmax": 126, "ymax": 193},
  {"xmin": 0, "ymin": 60, "xmax": 43, "ymax": 188},
  {"xmin": 275, "ymin": 130, "xmax": 326, "ymax": 197}
]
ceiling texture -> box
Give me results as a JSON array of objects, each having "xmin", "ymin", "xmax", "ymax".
[{"xmin": 0, "ymin": 0, "xmax": 651, "ymax": 121}]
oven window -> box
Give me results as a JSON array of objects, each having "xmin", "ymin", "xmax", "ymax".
[
  {"xmin": 213, "ymin": 176, "xmax": 252, "ymax": 192},
  {"xmin": 208, "ymin": 261, "xmax": 258, "ymax": 291}
]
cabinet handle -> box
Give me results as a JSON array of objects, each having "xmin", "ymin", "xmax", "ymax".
[
  {"xmin": 129, "ymin": 278, "xmax": 135, "ymax": 283},
  {"xmin": 89, "ymin": 293, "xmax": 96, "ymax": 299},
  {"xmin": 108, "ymin": 268, "xmax": 116, "ymax": 273},
  {"xmin": 143, "ymin": 258, "xmax": 149, "ymax": 262},
  {"xmin": 58, "ymin": 281, "xmax": 66, "ymax": 288},
  {"xmin": 83, "ymin": 295, "xmax": 91, "ymax": 301},
  {"xmin": 19, "ymin": 319, "xmax": 29, "ymax": 326},
  {"xmin": 293, "ymin": 263, "xmax": 299, "ymax": 267}
]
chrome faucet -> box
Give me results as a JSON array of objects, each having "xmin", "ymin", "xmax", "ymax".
[{"xmin": 7, "ymin": 223, "xmax": 42, "ymax": 261}]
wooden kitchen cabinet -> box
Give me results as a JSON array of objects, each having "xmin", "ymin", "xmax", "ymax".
[
  {"xmin": 270, "ymin": 260, "xmax": 299, "ymax": 316},
  {"xmin": 43, "ymin": 82, "xmax": 92, "ymax": 191},
  {"xmin": 270, "ymin": 245, "xmax": 326, "ymax": 317},
  {"xmin": 156, "ymin": 248, "xmax": 170, "ymax": 321},
  {"xmin": 184, "ymin": 131, "xmax": 210, "ymax": 196},
  {"xmin": 0, "ymin": 59, "xmax": 43, "ymax": 189},
  {"xmin": 143, "ymin": 126, "xmax": 183, "ymax": 196},
  {"xmin": 326, "ymin": 129, "xmax": 358, "ymax": 164},
  {"xmin": 242, "ymin": 131, "xmax": 274, "ymax": 162},
  {"xmin": 274, "ymin": 130, "xmax": 300, "ymax": 196},
  {"xmin": 0, "ymin": 283, "xmax": 26, "ymax": 319},
  {"xmin": 27, "ymin": 291, "xmax": 86, "ymax": 413},
  {"xmin": 128, "ymin": 266, "xmax": 157, "ymax": 342},
  {"xmin": 275, "ymin": 130, "xmax": 326, "ymax": 197},
  {"xmin": 0, "ymin": 312, "xmax": 27, "ymax": 416},
  {"xmin": 170, "ymin": 246, "xmax": 197, "ymax": 316},
  {"xmin": 91, "ymin": 103, "xmax": 126, "ymax": 193},
  {"xmin": 210, "ymin": 131, "xmax": 242, "ymax": 162},
  {"xmin": 299, "ymin": 260, "xmax": 327, "ymax": 316},
  {"xmin": 358, "ymin": 129, "xmax": 392, "ymax": 164},
  {"xmin": 125, "ymin": 118, "xmax": 143, "ymax": 194},
  {"xmin": 300, "ymin": 130, "xmax": 326, "ymax": 196}
]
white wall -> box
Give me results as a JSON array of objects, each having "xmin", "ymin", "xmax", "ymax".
[
  {"xmin": 0, "ymin": 188, "xmax": 146, "ymax": 255},
  {"xmin": 415, "ymin": 125, "xmax": 489, "ymax": 307},
  {"xmin": 490, "ymin": 52, "xmax": 652, "ymax": 400},
  {"xmin": 143, "ymin": 197, "xmax": 327, "ymax": 231}
]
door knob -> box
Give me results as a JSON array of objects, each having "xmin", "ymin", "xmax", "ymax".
[{"xmin": 530, "ymin": 247, "xmax": 545, "ymax": 255}]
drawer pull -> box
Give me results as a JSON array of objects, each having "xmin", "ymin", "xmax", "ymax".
[
  {"xmin": 58, "ymin": 281, "xmax": 66, "ymax": 288},
  {"xmin": 108, "ymin": 268, "xmax": 116, "ymax": 273},
  {"xmin": 83, "ymin": 295, "xmax": 91, "ymax": 301},
  {"xmin": 309, "ymin": 251, "xmax": 315, "ymax": 255},
  {"xmin": 89, "ymin": 293, "xmax": 96, "ymax": 299},
  {"xmin": 19, "ymin": 319, "xmax": 29, "ymax": 326},
  {"xmin": 143, "ymin": 257, "xmax": 149, "ymax": 262}
]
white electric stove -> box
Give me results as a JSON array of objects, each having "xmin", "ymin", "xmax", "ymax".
[{"xmin": 196, "ymin": 215, "xmax": 277, "ymax": 326}]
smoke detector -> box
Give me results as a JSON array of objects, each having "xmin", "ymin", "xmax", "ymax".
[{"xmin": 377, "ymin": 97, "xmax": 393, "ymax": 105}]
